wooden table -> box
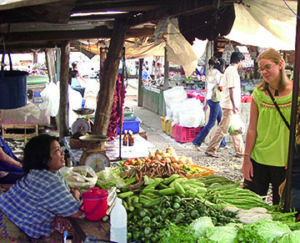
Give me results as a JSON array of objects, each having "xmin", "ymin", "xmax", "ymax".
[{"xmin": 69, "ymin": 217, "xmax": 110, "ymax": 242}]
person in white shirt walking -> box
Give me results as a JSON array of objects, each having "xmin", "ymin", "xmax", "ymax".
[{"xmin": 205, "ymin": 52, "xmax": 245, "ymax": 158}]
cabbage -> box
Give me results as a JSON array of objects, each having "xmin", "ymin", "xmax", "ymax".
[
  {"xmin": 189, "ymin": 216, "xmax": 214, "ymax": 238},
  {"xmin": 205, "ymin": 224, "xmax": 238, "ymax": 243},
  {"xmin": 274, "ymin": 230, "xmax": 300, "ymax": 243},
  {"xmin": 237, "ymin": 219, "xmax": 291, "ymax": 243}
]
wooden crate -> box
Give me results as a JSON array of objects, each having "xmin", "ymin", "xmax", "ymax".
[{"xmin": 2, "ymin": 124, "xmax": 39, "ymax": 140}]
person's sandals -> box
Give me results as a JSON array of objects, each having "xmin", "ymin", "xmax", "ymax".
[
  {"xmin": 205, "ymin": 152, "xmax": 221, "ymax": 158},
  {"xmin": 193, "ymin": 144, "xmax": 204, "ymax": 152}
]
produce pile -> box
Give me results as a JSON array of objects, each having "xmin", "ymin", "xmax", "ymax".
[{"xmin": 93, "ymin": 147, "xmax": 300, "ymax": 242}]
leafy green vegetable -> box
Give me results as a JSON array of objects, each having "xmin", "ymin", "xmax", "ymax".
[
  {"xmin": 236, "ymin": 219, "xmax": 290, "ymax": 243},
  {"xmin": 275, "ymin": 230, "xmax": 300, "ymax": 243},
  {"xmin": 96, "ymin": 167, "xmax": 126, "ymax": 189},
  {"xmin": 159, "ymin": 223, "xmax": 195, "ymax": 243},
  {"xmin": 205, "ymin": 224, "xmax": 238, "ymax": 243},
  {"xmin": 189, "ymin": 216, "xmax": 214, "ymax": 238}
]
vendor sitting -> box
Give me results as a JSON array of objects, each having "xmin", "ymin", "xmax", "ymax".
[
  {"xmin": 0, "ymin": 134, "xmax": 82, "ymax": 241},
  {"xmin": 0, "ymin": 136, "xmax": 24, "ymax": 184}
]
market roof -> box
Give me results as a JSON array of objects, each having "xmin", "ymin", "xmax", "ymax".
[{"xmin": 0, "ymin": 0, "xmax": 235, "ymax": 53}]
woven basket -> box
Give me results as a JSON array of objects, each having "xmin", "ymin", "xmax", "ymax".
[{"xmin": 69, "ymin": 138, "xmax": 89, "ymax": 149}]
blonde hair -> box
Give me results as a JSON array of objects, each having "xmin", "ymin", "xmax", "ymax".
[{"xmin": 257, "ymin": 48, "xmax": 287, "ymax": 91}]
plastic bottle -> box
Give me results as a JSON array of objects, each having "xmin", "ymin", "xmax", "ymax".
[
  {"xmin": 110, "ymin": 198, "xmax": 127, "ymax": 243},
  {"xmin": 128, "ymin": 130, "xmax": 134, "ymax": 146},
  {"xmin": 123, "ymin": 130, "xmax": 128, "ymax": 146}
]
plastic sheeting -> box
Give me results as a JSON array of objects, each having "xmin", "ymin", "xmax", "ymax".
[{"xmin": 225, "ymin": 0, "xmax": 297, "ymax": 50}]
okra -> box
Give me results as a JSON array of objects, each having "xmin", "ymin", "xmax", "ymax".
[
  {"xmin": 174, "ymin": 182, "xmax": 185, "ymax": 195},
  {"xmin": 163, "ymin": 174, "xmax": 180, "ymax": 185},
  {"xmin": 143, "ymin": 198, "xmax": 162, "ymax": 208},
  {"xmin": 158, "ymin": 188, "xmax": 176, "ymax": 195}
]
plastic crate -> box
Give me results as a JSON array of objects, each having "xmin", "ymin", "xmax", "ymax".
[
  {"xmin": 117, "ymin": 116, "xmax": 141, "ymax": 134},
  {"xmin": 174, "ymin": 124, "xmax": 202, "ymax": 143},
  {"xmin": 171, "ymin": 124, "xmax": 177, "ymax": 138}
]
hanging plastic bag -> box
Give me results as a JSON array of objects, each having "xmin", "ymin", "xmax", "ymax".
[
  {"xmin": 59, "ymin": 166, "xmax": 97, "ymax": 189},
  {"xmin": 228, "ymin": 114, "xmax": 245, "ymax": 135},
  {"xmin": 39, "ymin": 82, "xmax": 60, "ymax": 116}
]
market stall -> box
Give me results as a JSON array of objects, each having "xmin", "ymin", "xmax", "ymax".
[{"xmin": 62, "ymin": 146, "xmax": 300, "ymax": 242}]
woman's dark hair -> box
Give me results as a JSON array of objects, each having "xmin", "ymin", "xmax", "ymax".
[
  {"xmin": 230, "ymin": 52, "xmax": 245, "ymax": 64},
  {"xmin": 71, "ymin": 62, "xmax": 77, "ymax": 70},
  {"xmin": 23, "ymin": 134, "xmax": 58, "ymax": 174},
  {"xmin": 208, "ymin": 59, "xmax": 215, "ymax": 66},
  {"xmin": 214, "ymin": 58, "xmax": 226, "ymax": 73}
]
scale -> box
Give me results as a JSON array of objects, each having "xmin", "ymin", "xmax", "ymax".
[
  {"xmin": 79, "ymin": 134, "xmax": 110, "ymax": 172},
  {"xmin": 71, "ymin": 108, "xmax": 95, "ymax": 134}
]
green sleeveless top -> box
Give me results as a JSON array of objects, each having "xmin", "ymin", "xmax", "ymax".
[{"xmin": 251, "ymin": 87, "xmax": 292, "ymax": 167}]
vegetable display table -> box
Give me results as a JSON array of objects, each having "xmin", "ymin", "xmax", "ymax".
[
  {"xmin": 69, "ymin": 217, "xmax": 110, "ymax": 242},
  {"xmin": 63, "ymin": 134, "xmax": 156, "ymax": 166}
]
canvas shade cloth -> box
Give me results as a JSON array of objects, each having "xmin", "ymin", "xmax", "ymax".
[
  {"xmin": 226, "ymin": 0, "xmax": 297, "ymax": 50},
  {"xmin": 77, "ymin": 19, "xmax": 199, "ymax": 76}
]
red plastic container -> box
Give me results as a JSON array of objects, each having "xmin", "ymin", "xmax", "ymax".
[
  {"xmin": 174, "ymin": 124, "xmax": 202, "ymax": 143},
  {"xmin": 81, "ymin": 187, "xmax": 108, "ymax": 221},
  {"xmin": 171, "ymin": 124, "xmax": 177, "ymax": 138}
]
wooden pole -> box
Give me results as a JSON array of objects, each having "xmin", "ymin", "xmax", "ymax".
[
  {"xmin": 284, "ymin": 0, "xmax": 300, "ymax": 212},
  {"xmin": 119, "ymin": 47, "xmax": 125, "ymax": 160},
  {"xmin": 164, "ymin": 47, "xmax": 169, "ymax": 90},
  {"xmin": 93, "ymin": 18, "xmax": 128, "ymax": 135},
  {"xmin": 59, "ymin": 41, "xmax": 70, "ymax": 140},
  {"xmin": 138, "ymin": 58, "xmax": 144, "ymax": 107}
]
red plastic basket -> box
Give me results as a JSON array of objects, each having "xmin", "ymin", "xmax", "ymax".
[
  {"xmin": 174, "ymin": 124, "xmax": 202, "ymax": 143},
  {"xmin": 171, "ymin": 124, "xmax": 177, "ymax": 138}
]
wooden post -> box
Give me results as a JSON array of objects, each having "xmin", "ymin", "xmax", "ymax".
[
  {"xmin": 100, "ymin": 47, "xmax": 108, "ymax": 81},
  {"xmin": 164, "ymin": 47, "xmax": 169, "ymax": 90},
  {"xmin": 93, "ymin": 18, "xmax": 128, "ymax": 135},
  {"xmin": 137, "ymin": 58, "xmax": 144, "ymax": 107},
  {"xmin": 59, "ymin": 41, "xmax": 70, "ymax": 140}
]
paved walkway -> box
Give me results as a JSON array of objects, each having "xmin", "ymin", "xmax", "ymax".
[{"xmin": 124, "ymin": 94, "xmax": 244, "ymax": 183}]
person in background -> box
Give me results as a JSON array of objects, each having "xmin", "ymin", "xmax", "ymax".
[
  {"xmin": 0, "ymin": 134, "xmax": 82, "ymax": 241},
  {"xmin": 0, "ymin": 136, "xmax": 24, "ymax": 184},
  {"xmin": 71, "ymin": 62, "xmax": 86, "ymax": 88},
  {"xmin": 242, "ymin": 48, "xmax": 293, "ymax": 205},
  {"xmin": 205, "ymin": 52, "xmax": 245, "ymax": 158},
  {"xmin": 142, "ymin": 64, "xmax": 151, "ymax": 85},
  {"xmin": 192, "ymin": 58, "xmax": 226, "ymax": 151}
]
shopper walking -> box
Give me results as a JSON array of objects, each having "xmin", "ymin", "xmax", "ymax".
[
  {"xmin": 205, "ymin": 52, "xmax": 245, "ymax": 158},
  {"xmin": 242, "ymin": 48, "xmax": 293, "ymax": 205},
  {"xmin": 192, "ymin": 58, "xmax": 226, "ymax": 151}
]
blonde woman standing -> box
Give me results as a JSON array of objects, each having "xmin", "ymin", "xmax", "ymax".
[{"xmin": 242, "ymin": 48, "xmax": 293, "ymax": 205}]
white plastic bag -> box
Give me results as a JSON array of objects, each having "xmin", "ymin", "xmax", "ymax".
[
  {"xmin": 40, "ymin": 82, "xmax": 60, "ymax": 116},
  {"xmin": 163, "ymin": 86, "xmax": 187, "ymax": 108},
  {"xmin": 228, "ymin": 114, "xmax": 245, "ymax": 135},
  {"xmin": 59, "ymin": 166, "xmax": 97, "ymax": 189},
  {"xmin": 170, "ymin": 98, "xmax": 204, "ymax": 127}
]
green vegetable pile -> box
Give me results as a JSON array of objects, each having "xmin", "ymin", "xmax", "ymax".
[{"xmin": 110, "ymin": 174, "xmax": 300, "ymax": 242}]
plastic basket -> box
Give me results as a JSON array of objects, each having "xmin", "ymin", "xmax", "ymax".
[
  {"xmin": 165, "ymin": 120, "xmax": 173, "ymax": 136},
  {"xmin": 117, "ymin": 116, "xmax": 141, "ymax": 134},
  {"xmin": 171, "ymin": 124, "xmax": 177, "ymax": 138},
  {"xmin": 161, "ymin": 116, "xmax": 167, "ymax": 132},
  {"xmin": 184, "ymin": 164, "xmax": 215, "ymax": 178},
  {"xmin": 174, "ymin": 124, "xmax": 202, "ymax": 143}
]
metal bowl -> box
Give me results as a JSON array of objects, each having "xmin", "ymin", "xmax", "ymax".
[
  {"xmin": 73, "ymin": 108, "xmax": 95, "ymax": 115},
  {"xmin": 79, "ymin": 135, "xmax": 109, "ymax": 142}
]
